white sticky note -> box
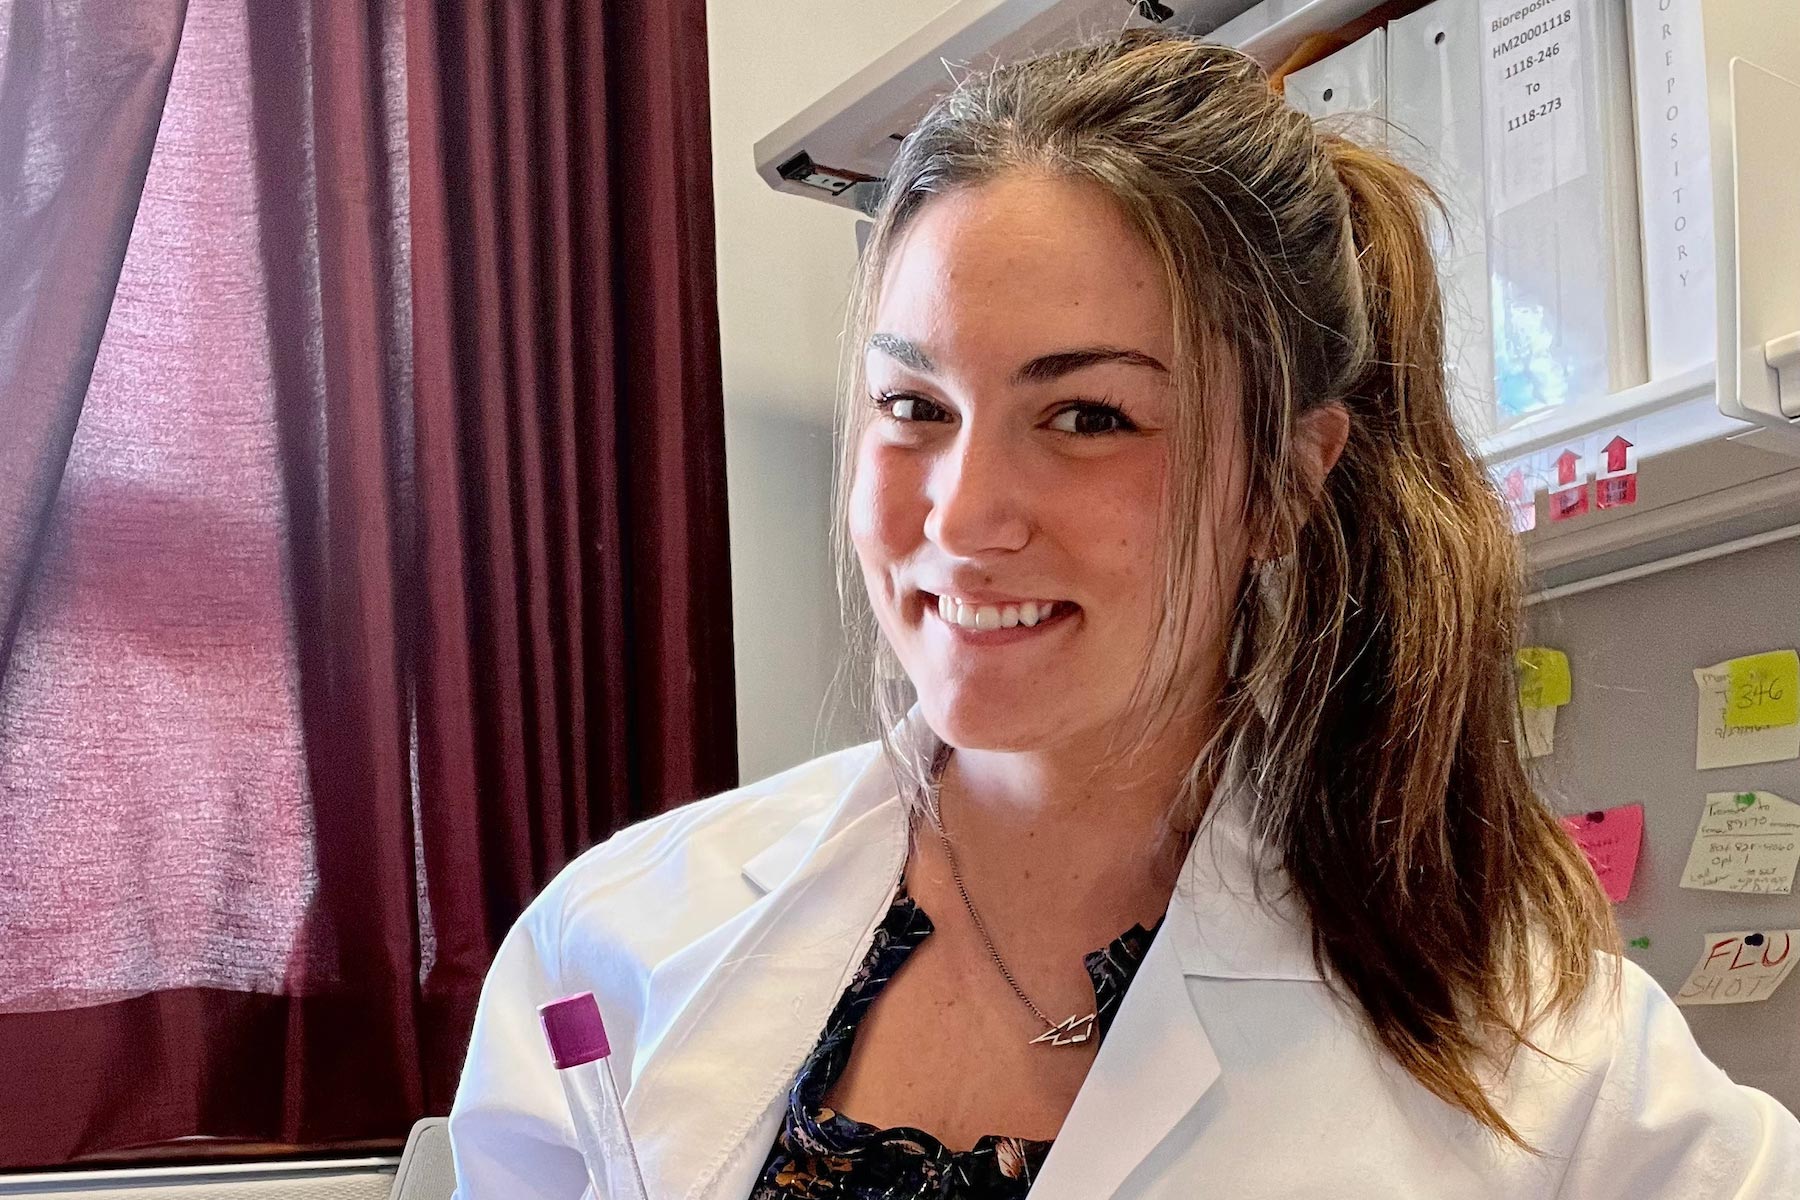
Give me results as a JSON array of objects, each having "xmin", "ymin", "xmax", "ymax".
[
  {"xmin": 1675, "ymin": 930, "xmax": 1800, "ymax": 1007},
  {"xmin": 1694, "ymin": 662, "xmax": 1800, "ymax": 769},
  {"xmin": 1520, "ymin": 705, "xmax": 1556, "ymax": 758},
  {"xmin": 1679, "ymin": 792, "xmax": 1800, "ymax": 894}
]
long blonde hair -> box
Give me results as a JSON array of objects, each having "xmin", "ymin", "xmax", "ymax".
[{"xmin": 829, "ymin": 30, "xmax": 1618, "ymax": 1148}]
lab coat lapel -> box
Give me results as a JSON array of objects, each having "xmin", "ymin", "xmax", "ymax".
[
  {"xmin": 622, "ymin": 754, "xmax": 912, "ymax": 1200},
  {"xmin": 1027, "ymin": 909, "xmax": 1222, "ymax": 1199},
  {"xmin": 1029, "ymin": 794, "xmax": 1322, "ymax": 1199}
]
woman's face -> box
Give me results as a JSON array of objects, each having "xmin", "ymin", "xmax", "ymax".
[{"xmin": 851, "ymin": 173, "xmax": 1248, "ymax": 755}]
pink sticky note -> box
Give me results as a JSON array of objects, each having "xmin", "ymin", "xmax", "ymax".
[{"xmin": 1561, "ymin": 805, "xmax": 1645, "ymax": 903}]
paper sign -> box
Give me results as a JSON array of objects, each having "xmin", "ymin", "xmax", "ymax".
[
  {"xmin": 1679, "ymin": 791, "xmax": 1800, "ymax": 894},
  {"xmin": 1517, "ymin": 647, "xmax": 1572, "ymax": 709},
  {"xmin": 1694, "ymin": 661, "xmax": 1800, "ymax": 769},
  {"xmin": 1561, "ymin": 805, "xmax": 1644, "ymax": 902},
  {"xmin": 1520, "ymin": 705, "xmax": 1557, "ymax": 757},
  {"xmin": 1549, "ymin": 484, "xmax": 1590, "ymax": 522},
  {"xmin": 1724, "ymin": 650, "xmax": 1799, "ymax": 730},
  {"xmin": 1480, "ymin": 0, "xmax": 1592, "ymax": 214},
  {"xmin": 1594, "ymin": 473, "xmax": 1637, "ymax": 508},
  {"xmin": 1674, "ymin": 929, "xmax": 1800, "ymax": 1007}
]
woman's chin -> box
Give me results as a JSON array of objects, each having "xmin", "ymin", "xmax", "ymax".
[{"xmin": 917, "ymin": 690, "xmax": 1059, "ymax": 754}]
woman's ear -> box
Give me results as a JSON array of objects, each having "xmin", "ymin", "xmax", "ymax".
[
  {"xmin": 1297, "ymin": 402, "xmax": 1351, "ymax": 495},
  {"xmin": 1248, "ymin": 404, "xmax": 1352, "ymax": 564}
]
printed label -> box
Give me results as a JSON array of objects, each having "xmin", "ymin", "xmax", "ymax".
[{"xmin": 1481, "ymin": 0, "xmax": 1590, "ymax": 213}]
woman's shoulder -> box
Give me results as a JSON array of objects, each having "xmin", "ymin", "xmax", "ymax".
[
  {"xmin": 1499, "ymin": 943, "xmax": 1688, "ymax": 1107},
  {"xmin": 519, "ymin": 738, "xmax": 885, "ymax": 973},
  {"xmin": 448, "ymin": 741, "xmax": 890, "ymax": 1197},
  {"xmin": 1495, "ymin": 947, "xmax": 1800, "ymax": 1193}
]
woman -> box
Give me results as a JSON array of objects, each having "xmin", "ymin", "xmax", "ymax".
[{"xmin": 447, "ymin": 30, "xmax": 1800, "ymax": 1198}]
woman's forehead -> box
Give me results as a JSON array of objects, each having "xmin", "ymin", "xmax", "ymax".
[{"xmin": 871, "ymin": 176, "xmax": 1173, "ymax": 367}]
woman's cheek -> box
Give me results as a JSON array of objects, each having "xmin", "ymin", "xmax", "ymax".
[
  {"xmin": 846, "ymin": 437, "xmax": 887, "ymax": 552},
  {"xmin": 850, "ymin": 443, "xmax": 923, "ymax": 558}
]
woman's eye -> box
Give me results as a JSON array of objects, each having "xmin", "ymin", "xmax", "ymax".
[
  {"xmin": 1048, "ymin": 401, "xmax": 1138, "ymax": 436},
  {"xmin": 872, "ymin": 392, "xmax": 950, "ymax": 423},
  {"xmin": 871, "ymin": 393, "xmax": 1137, "ymax": 435}
]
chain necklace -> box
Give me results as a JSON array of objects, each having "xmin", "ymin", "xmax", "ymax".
[{"xmin": 925, "ymin": 750, "xmax": 1097, "ymax": 1049}]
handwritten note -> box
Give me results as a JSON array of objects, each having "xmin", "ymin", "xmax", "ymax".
[
  {"xmin": 1694, "ymin": 660, "xmax": 1800, "ymax": 769},
  {"xmin": 1561, "ymin": 805, "xmax": 1644, "ymax": 902},
  {"xmin": 1517, "ymin": 647, "xmax": 1572, "ymax": 709},
  {"xmin": 1725, "ymin": 650, "xmax": 1799, "ymax": 730},
  {"xmin": 1520, "ymin": 705, "xmax": 1557, "ymax": 758},
  {"xmin": 1679, "ymin": 791, "xmax": 1800, "ymax": 894},
  {"xmin": 1675, "ymin": 929, "xmax": 1800, "ymax": 1007}
]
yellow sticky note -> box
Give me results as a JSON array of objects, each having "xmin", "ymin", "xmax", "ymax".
[
  {"xmin": 1518, "ymin": 648, "xmax": 1571, "ymax": 710},
  {"xmin": 1725, "ymin": 650, "xmax": 1800, "ymax": 730}
]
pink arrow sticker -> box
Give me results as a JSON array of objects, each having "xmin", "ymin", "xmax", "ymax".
[
  {"xmin": 1494, "ymin": 461, "xmax": 1537, "ymax": 532},
  {"xmin": 1561, "ymin": 804, "xmax": 1645, "ymax": 903}
]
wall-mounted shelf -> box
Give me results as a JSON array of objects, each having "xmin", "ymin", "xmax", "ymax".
[
  {"xmin": 1480, "ymin": 366, "xmax": 1729, "ymax": 464},
  {"xmin": 754, "ymin": 0, "xmax": 1800, "ymax": 586},
  {"xmin": 1210, "ymin": 0, "xmax": 1396, "ymax": 65},
  {"xmin": 752, "ymin": 1, "xmax": 1265, "ymax": 215}
]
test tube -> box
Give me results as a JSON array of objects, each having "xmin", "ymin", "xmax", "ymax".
[{"xmin": 538, "ymin": 992, "xmax": 651, "ymax": 1200}]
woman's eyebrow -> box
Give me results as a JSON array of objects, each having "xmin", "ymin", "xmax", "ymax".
[
  {"xmin": 1010, "ymin": 346, "xmax": 1168, "ymax": 383},
  {"xmin": 867, "ymin": 332, "xmax": 935, "ymax": 373},
  {"xmin": 866, "ymin": 333, "xmax": 1167, "ymax": 382}
]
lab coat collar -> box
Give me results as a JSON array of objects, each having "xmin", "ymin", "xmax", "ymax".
[
  {"xmin": 739, "ymin": 806, "xmax": 832, "ymax": 893},
  {"xmin": 741, "ymin": 711, "xmax": 1324, "ymax": 986}
]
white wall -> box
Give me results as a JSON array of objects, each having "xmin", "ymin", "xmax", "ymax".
[{"xmin": 706, "ymin": 3, "xmax": 945, "ymax": 782}]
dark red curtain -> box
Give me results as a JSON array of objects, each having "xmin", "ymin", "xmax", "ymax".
[{"xmin": 0, "ymin": 0, "xmax": 737, "ymax": 1168}]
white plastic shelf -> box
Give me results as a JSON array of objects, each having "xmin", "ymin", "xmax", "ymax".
[{"xmin": 1479, "ymin": 365, "xmax": 1735, "ymax": 465}]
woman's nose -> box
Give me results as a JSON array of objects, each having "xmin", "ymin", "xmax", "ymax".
[{"xmin": 921, "ymin": 430, "xmax": 1031, "ymax": 557}]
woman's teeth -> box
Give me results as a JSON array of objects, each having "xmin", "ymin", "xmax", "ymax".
[{"xmin": 934, "ymin": 594, "xmax": 1061, "ymax": 630}]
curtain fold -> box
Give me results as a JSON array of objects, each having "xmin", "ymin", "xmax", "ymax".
[
  {"xmin": 0, "ymin": 0, "xmax": 190, "ymax": 677},
  {"xmin": 0, "ymin": 0, "xmax": 737, "ymax": 1166},
  {"xmin": 247, "ymin": 0, "xmax": 428, "ymax": 1128}
]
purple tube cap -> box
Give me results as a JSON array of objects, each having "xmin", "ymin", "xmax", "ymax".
[{"xmin": 539, "ymin": 992, "xmax": 612, "ymax": 1068}]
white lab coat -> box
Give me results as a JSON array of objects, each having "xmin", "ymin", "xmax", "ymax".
[{"xmin": 448, "ymin": 718, "xmax": 1800, "ymax": 1199}]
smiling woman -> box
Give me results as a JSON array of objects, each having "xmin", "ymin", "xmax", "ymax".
[
  {"xmin": 446, "ymin": 27, "xmax": 1800, "ymax": 1200},
  {"xmin": 847, "ymin": 175, "xmax": 1267, "ymax": 781}
]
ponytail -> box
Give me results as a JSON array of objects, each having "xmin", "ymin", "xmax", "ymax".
[{"xmin": 1248, "ymin": 136, "xmax": 1620, "ymax": 1149}]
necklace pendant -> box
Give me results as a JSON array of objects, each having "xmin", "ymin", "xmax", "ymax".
[{"xmin": 1030, "ymin": 1013, "xmax": 1097, "ymax": 1047}]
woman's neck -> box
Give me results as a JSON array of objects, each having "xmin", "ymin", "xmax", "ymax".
[{"xmin": 928, "ymin": 731, "xmax": 1204, "ymax": 927}]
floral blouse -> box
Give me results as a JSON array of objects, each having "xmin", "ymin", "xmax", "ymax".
[{"xmin": 749, "ymin": 880, "xmax": 1162, "ymax": 1198}]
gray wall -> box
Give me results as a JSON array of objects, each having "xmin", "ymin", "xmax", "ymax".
[{"xmin": 1528, "ymin": 536, "xmax": 1800, "ymax": 1112}]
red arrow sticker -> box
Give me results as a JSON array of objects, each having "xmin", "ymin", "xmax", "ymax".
[
  {"xmin": 1594, "ymin": 431, "xmax": 1638, "ymax": 509},
  {"xmin": 1549, "ymin": 447, "xmax": 1589, "ymax": 522},
  {"xmin": 1555, "ymin": 448, "xmax": 1582, "ymax": 487}
]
